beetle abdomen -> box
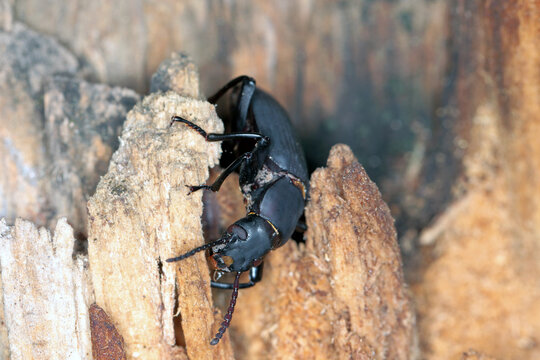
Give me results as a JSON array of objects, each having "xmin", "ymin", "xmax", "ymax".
[
  {"xmin": 250, "ymin": 177, "xmax": 305, "ymax": 248},
  {"xmin": 251, "ymin": 89, "xmax": 309, "ymax": 183}
]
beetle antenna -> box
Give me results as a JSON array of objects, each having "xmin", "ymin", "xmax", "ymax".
[
  {"xmin": 210, "ymin": 272, "xmax": 241, "ymax": 345},
  {"xmin": 166, "ymin": 238, "xmax": 225, "ymax": 263}
]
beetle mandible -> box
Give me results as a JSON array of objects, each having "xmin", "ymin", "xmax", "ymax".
[{"xmin": 166, "ymin": 76, "xmax": 308, "ymax": 345}]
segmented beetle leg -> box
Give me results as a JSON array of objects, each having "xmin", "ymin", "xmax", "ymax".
[
  {"xmin": 169, "ymin": 116, "xmax": 209, "ymax": 139},
  {"xmin": 185, "ymin": 184, "xmax": 211, "ymax": 195}
]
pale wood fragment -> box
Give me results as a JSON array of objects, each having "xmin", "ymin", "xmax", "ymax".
[
  {"xmin": 0, "ymin": 218, "xmax": 93, "ymax": 360},
  {"xmin": 0, "ymin": 23, "xmax": 78, "ymax": 227},
  {"xmin": 150, "ymin": 52, "xmax": 200, "ymax": 98},
  {"xmin": 87, "ymin": 87, "xmax": 234, "ymax": 358}
]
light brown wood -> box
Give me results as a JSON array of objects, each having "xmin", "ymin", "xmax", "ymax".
[
  {"xmin": 0, "ymin": 218, "xmax": 93, "ymax": 359},
  {"xmin": 1, "ymin": 1, "xmax": 540, "ymax": 358},
  {"xmin": 0, "ymin": 48, "xmax": 416, "ymax": 359},
  {"xmin": 230, "ymin": 145, "xmax": 416, "ymax": 359},
  {"xmin": 86, "ymin": 72, "xmax": 234, "ymax": 358},
  {"xmin": 413, "ymin": 2, "xmax": 540, "ymax": 359}
]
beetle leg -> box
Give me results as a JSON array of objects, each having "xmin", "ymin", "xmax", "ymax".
[
  {"xmin": 171, "ymin": 117, "xmax": 271, "ymax": 194},
  {"xmin": 170, "ymin": 116, "xmax": 267, "ymax": 143},
  {"xmin": 187, "ymin": 152, "xmax": 252, "ymax": 194},
  {"xmin": 210, "ymin": 262, "xmax": 263, "ymax": 289},
  {"xmin": 205, "ymin": 132, "xmax": 267, "ymax": 142},
  {"xmin": 186, "ymin": 134, "xmax": 270, "ymax": 195}
]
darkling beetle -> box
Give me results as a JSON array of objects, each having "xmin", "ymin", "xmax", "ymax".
[{"xmin": 166, "ymin": 76, "xmax": 308, "ymax": 345}]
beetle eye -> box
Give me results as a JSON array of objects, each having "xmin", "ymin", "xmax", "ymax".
[{"xmin": 227, "ymin": 224, "xmax": 247, "ymax": 240}]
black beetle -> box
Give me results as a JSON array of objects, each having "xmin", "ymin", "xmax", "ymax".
[{"xmin": 166, "ymin": 76, "xmax": 308, "ymax": 345}]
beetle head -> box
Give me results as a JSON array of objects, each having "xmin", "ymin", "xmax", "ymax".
[{"xmin": 210, "ymin": 214, "xmax": 278, "ymax": 273}]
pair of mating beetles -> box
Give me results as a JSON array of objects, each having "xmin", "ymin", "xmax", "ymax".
[{"xmin": 166, "ymin": 76, "xmax": 308, "ymax": 345}]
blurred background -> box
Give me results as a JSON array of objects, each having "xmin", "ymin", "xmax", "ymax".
[{"xmin": 1, "ymin": 1, "xmax": 539, "ymax": 359}]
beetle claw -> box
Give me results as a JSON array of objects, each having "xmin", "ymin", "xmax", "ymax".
[{"xmin": 185, "ymin": 185, "xmax": 209, "ymax": 195}]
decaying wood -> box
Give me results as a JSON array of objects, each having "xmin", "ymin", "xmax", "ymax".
[
  {"xmin": 43, "ymin": 75, "xmax": 139, "ymax": 238},
  {"xmin": 1, "ymin": 3, "xmax": 538, "ymax": 359},
  {"xmin": 229, "ymin": 144, "xmax": 416, "ymax": 359},
  {"xmin": 460, "ymin": 349, "xmax": 496, "ymax": 360},
  {"xmin": 0, "ymin": 48, "xmax": 415, "ymax": 358},
  {"xmin": 0, "ymin": 25, "xmax": 138, "ymax": 359},
  {"xmin": 0, "ymin": 23, "xmax": 78, "ymax": 227},
  {"xmin": 414, "ymin": 3, "xmax": 540, "ymax": 359},
  {"xmin": 86, "ymin": 79, "xmax": 233, "ymax": 358},
  {"xmin": 0, "ymin": 218, "xmax": 93, "ymax": 359},
  {"xmin": 0, "ymin": 22, "xmax": 139, "ymax": 237},
  {"xmin": 305, "ymin": 145, "xmax": 416, "ymax": 359},
  {"xmin": 150, "ymin": 52, "xmax": 200, "ymax": 98}
]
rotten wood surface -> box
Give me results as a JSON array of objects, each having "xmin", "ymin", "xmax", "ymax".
[
  {"xmin": 84, "ymin": 54, "xmax": 414, "ymax": 359},
  {"xmin": 227, "ymin": 145, "xmax": 416, "ymax": 359},
  {"xmin": 0, "ymin": 22, "xmax": 139, "ymax": 236},
  {"xmin": 413, "ymin": 2, "xmax": 540, "ymax": 359},
  {"xmin": 0, "ymin": 218, "xmax": 93, "ymax": 359},
  {"xmin": 86, "ymin": 61, "xmax": 232, "ymax": 359},
  {"xmin": 2, "ymin": 2, "xmax": 537, "ymax": 356}
]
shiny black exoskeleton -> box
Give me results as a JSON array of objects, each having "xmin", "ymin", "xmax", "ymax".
[{"xmin": 166, "ymin": 76, "xmax": 308, "ymax": 345}]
